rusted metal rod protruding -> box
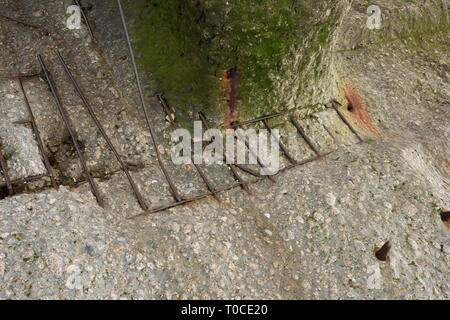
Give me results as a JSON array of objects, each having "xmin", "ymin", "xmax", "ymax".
[
  {"xmin": 156, "ymin": 93, "xmax": 221, "ymax": 202},
  {"xmin": 0, "ymin": 72, "xmax": 40, "ymax": 80},
  {"xmin": 117, "ymin": 0, "xmax": 183, "ymax": 203},
  {"xmin": 198, "ymin": 111, "xmax": 251, "ymax": 195},
  {"xmin": 16, "ymin": 75, "xmax": 58, "ymax": 190},
  {"xmin": 156, "ymin": 93, "xmax": 175, "ymax": 127},
  {"xmin": 74, "ymin": 0, "xmax": 95, "ymax": 41},
  {"xmin": 129, "ymin": 180, "xmax": 254, "ymax": 219},
  {"xmin": 37, "ymin": 54, "xmax": 104, "ymax": 208},
  {"xmin": 0, "ymin": 174, "xmax": 47, "ymax": 188},
  {"xmin": 329, "ymin": 99, "xmax": 363, "ymax": 143},
  {"xmin": 13, "ymin": 119, "xmax": 32, "ymax": 125},
  {"xmin": 233, "ymin": 164, "xmax": 263, "ymax": 178},
  {"xmin": 57, "ymin": 51, "xmax": 148, "ymax": 211},
  {"xmin": 290, "ymin": 115, "xmax": 321, "ymax": 157},
  {"xmin": 234, "ymin": 129, "xmax": 276, "ymax": 184},
  {"xmin": 227, "ymin": 113, "xmax": 282, "ymax": 129},
  {"xmin": 262, "ymin": 119, "xmax": 296, "ymax": 165},
  {"xmin": 0, "ymin": 14, "xmax": 43, "ymax": 32},
  {"xmin": 0, "ymin": 147, "xmax": 13, "ymax": 195}
]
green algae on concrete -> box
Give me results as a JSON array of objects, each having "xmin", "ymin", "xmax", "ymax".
[{"xmin": 128, "ymin": 0, "xmax": 341, "ymax": 125}]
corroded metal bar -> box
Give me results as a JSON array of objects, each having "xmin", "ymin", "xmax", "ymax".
[
  {"xmin": 156, "ymin": 93, "xmax": 220, "ymax": 202},
  {"xmin": 233, "ymin": 164, "xmax": 262, "ymax": 178},
  {"xmin": 74, "ymin": 0, "xmax": 95, "ymax": 40},
  {"xmin": 234, "ymin": 129, "xmax": 276, "ymax": 183},
  {"xmin": 130, "ymin": 149, "xmax": 336, "ymax": 217},
  {"xmin": 0, "ymin": 147, "xmax": 13, "ymax": 195},
  {"xmin": 13, "ymin": 119, "xmax": 32, "ymax": 125},
  {"xmin": 262, "ymin": 118, "xmax": 296, "ymax": 165},
  {"xmin": 16, "ymin": 76, "xmax": 58, "ymax": 190},
  {"xmin": 57, "ymin": 51, "xmax": 148, "ymax": 210},
  {"xmin": 0, "ymin": 14, "xmax": 42, "ymax": 31},
  {"xmin": 129, "ymin": 180, "xmax": 255, "ymax": 219},
  {"xmin": 0, "ymin": 174, "xmax": 47, "ymax": 188},
  {"xmin": 279, "ymin": 152, "xmax": 333, "ymax": 172},
  {"xmin": 37, "ymin": 54, "xmax": 104, "ymax": 208},
  {"xmin": 117, "ymin": 0, "xmax": 183, "ymax": 203},
  {"xmin": 156, "ymin": 93, "xmax": 176, "ymax": 127},
  {"xmin": 198, "ymin": 111, "xmax": 251, "ymax": 195},
  {"xmin": 0, "ymin": 72, "xmax": 40, "ymax": 80},
  {"xmin": 227, "ymin": 113, "xmax": 282, "ymax": 129},
  {"xmin": 329, "ymin": 100, "xmax": 363, "ymax": 143},
  {"xmin": 290, "ymin": 115, "xmax": 321, "ymax": 157}
]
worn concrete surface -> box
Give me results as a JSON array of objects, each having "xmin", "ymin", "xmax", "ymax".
[{"xmin": 0, "ymin": 0, "xmax": 448, "ymax": 299}]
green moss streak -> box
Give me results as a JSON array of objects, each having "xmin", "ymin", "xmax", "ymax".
[{"xmin": 129, "ymin": 0, "xmax": 329, "ymax": 122}]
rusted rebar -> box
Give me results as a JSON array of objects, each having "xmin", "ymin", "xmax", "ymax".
[
  {"xmin": 198, "ymin": 111, "xmax": 251, "ymax": 195},
  {"xmin": 0, "ymin": 13, "xmax": 43, "ymax": 32},
  {"xmin": 117, "ymin": 0, "xmax": 183, "ymax": 203},
  {"xmin": 0, "ymin": 72, "xmax": 40, "ymax": 80},
  {"xmin": 156, "ymin": 93, "xmax": 221, "ymax": 202},
  {"xmin": 328, "ymin": 99, "xmax": 363, "ymax": 143},
  {"xmin": 290, "ymin": 115, "xmax": 321, "ymax": 157},
  {"xmin": 0, "ymin": 147, "xmax": 13, "ymax": 195},
  {"xmin": 234, "ymin": 129, "xmax": 276, "ymax": 183},
  {"xmin": 262, "ymin": 118, "xmax": 296, "ymax": 165},
  {"xmin": 156, "ymin": 93, "xmax": 176, "ymax": 127},
  {"xmin": 15, "ymin": 74, "xmax": 58, "ymax": 190},
  {"xmin": 227, "ymin": 113, "xmax": 282, "ymax": 129},
  {"xmin": 0, "ymin": 174, "xmax": 47, "ymax": 188},
  {"xmin": 74, "ymin": 0, "xmax": 95, "ymax": 40},
  {"xmin": 233, "ymin": 164, "xmax": 263, "ymax": 178},
  {"xmin": 37, "ymin": 54, "xmax": 104, "ymax": 208},
  {"xmin": 12, "ymin": 119, "xmax": 32, "ymax": 125},
  {"xmin": 57, "ymin": 51, "xmax": 148, "ymax": 211},
  {"xmin": 131, "ymin": 141, "xmax": 336, "ymax": 217},
  {"xmin": 129, "ymin": 180, "xmax": 254, "ymax": 218}
]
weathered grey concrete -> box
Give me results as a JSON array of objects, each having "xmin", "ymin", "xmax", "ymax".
[{"xmin": 0, "ymin": 0, "xmax": 448, "ymax": 299}]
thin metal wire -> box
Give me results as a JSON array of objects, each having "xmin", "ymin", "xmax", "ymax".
[
  {"xmin": 0, "ymin": 14, "xmax": 42, "ymax": 31},
  {"xmin": 116, "ymin": 0, "xmax": 183, "ymax": 202},
  {"xmin": 0, "ymin": 174, "xmax": 47, "ymax": 188},
  {"xmin": 227, "ymin": 113, "xmax": 283, "ymax": 128},
  {"xmin": 16, "ymin": 74, "xmax": 58, "ymax": 189},
  {"xmin": 57, "ymin": 51, "xmax": 148, "ymax": 210},
  {"xmin": 74, "ymin": 0, "xmax": 95, "ymax": 40},
  {"xmin": 156, "ymin": 93, "xmax": 221, "ymax": 202},
  {"xmin": 38, "ymin": 54, "xmax": 104, "ymax": 208},
  {"xmin": 329, "ymin": 100, "xmax": 363, "ymax": 143},
  {"xmin": 198, "ymin": 111, "xmax": 251, "ymax": 195},
  {"xmin": 0, "ymin": 72, "xmax": 40, "ymax": 80},
  {"xmin": 262, "ymin": 118, "xmax": 296, "ymax": 165},
  {"xmin": 234, "ymin": 129, "xmax": 276, "ymax": 183},
  {"xmin": 290, "ymin": 115, "xmax": 321, "ymax": 157}
]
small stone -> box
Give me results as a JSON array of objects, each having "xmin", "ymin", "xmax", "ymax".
[
  {"xmin": 325, "ymin": 192, "xmax": 336, "ymax": 206},
  {"xmin": 248, "ymin": 262, "xmax": 259, "ymax": 270},
  {"xmin": 183, "ymin": 224, "xmax": 192, "ymax": 234},
  {"xmin": 85, "ymin": 245, "xmax": 94, "ymax": 255}
]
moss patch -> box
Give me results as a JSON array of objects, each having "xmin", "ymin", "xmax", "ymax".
[{"xmin": 128, "ymin": 0, "xmax": 334, "ymax": 124}]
